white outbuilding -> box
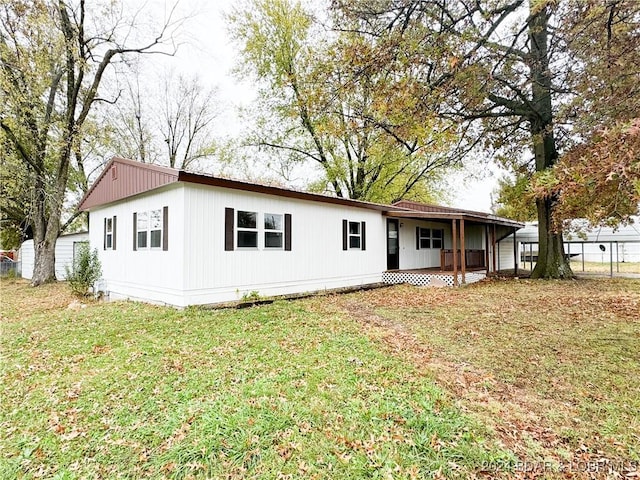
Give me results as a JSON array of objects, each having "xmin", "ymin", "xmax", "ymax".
[{"xmin": 20, "ymin": 231, "xmax": 89, "ymax": 281}]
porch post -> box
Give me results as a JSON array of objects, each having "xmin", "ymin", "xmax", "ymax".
[
  {"xmin": 513, "ymin": 228, "xmax": 518, "ymax": 276},
  {"xmin": 492, "ymin": 224, "xmax": 497, "ymax": 273},
  {"xmin": 485, "ymin": 225, "xmax": 490, "ymax": 274},
  {"xmin": 452, "ymin": 219, "xmax": 458, "ymax": 287},
  {"xmin": 460, "ymin": 218, "xmax": 466, "ymax": 284}
]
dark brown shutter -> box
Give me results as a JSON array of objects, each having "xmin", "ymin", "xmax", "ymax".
[
  {"xmin": 361, "ymin": 221, "xmax": 366, "ymax": 251},
  {"xmin": 133, "ymin": 212, "xmax": 137, "ymax": 251},
  {"xmin": 342, "ymin": 219, "xmax": 348, "ymax": 250},
  {"xmin": 112, "ymin": 216, "xmax": 117, "ymax": 250},
  {"xmin": 284, "ymin": 213, "xmax": 292, "ymax": 251},
  {"xmin": 162, "ymin": 206, "xmax": 168, "ymax": 251},
  {"xmin": 103, "ymin": 217, "xmax": 107, "ymax": 250},
  {"xmin": 225, "ymin": 208, "xmax": 234, "ymax": 251},
  {"xmin": 416, "ymin": 226, "xmax": 420, "ymax": 250}
]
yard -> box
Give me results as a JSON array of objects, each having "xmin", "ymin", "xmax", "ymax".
[{"xmin": 1, "ymin": 278, "xmax": 639, "ymax": 479}]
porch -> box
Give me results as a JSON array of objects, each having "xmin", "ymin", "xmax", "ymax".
[
  {"xmin": 384, "ymin": 200, "xmax": 524, "ymax": 286},
  {"xmin": 382, "ymin": 267, "xmax": 487, "ymax": 287}
]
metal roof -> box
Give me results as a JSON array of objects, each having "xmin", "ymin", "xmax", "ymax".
[
  {"xmin": 512, "ymin": 220, "xmax": 640, "ymax": 243},
  {"xmin": 79, "ymin": 157, "xmax": 523, "ymax": 229}
]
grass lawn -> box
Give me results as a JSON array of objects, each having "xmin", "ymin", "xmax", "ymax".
[
  {"xmin": 1, "ymin": 279, "xmax": 509, "ymax": 480},
  {"xmin": 319, "ymin": 278, "xmax": 640, "ymax": 476},
  {"xmin": 2, "ymin": 278, "xmax": 639, "ymax": 479},
  {"xmin": 570, "ymin": 260, "xmax": 640, "ymax": 275}
]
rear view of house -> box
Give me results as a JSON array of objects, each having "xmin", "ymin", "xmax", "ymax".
[{"xmin": 79, "ymin": 157, "xmax": 522, "ymax": 307}]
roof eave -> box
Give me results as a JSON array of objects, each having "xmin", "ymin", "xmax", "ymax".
[{"xmin": 384, "ymin": 210, "xmax": 524, "ymax": 228}]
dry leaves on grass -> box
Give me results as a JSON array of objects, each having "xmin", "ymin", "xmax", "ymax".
[{"xmin": 319, "ymin": 279, "xmax": 640, "ymax": 477}]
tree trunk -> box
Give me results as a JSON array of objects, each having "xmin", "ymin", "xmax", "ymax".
[
  {"xmin": 528, "ymin": 2, "xmax": 572, "ymax": 279},
  {"xmin": 31, "ymin": 145, "xmax": 70, "ymax": 285},
  {"xmin": 31, "ymin": 234, "xmax": 57, "ymax": 285},
  {"xmin": 533, "ymin": 196, "xmax": 573, "ymax": 279}
]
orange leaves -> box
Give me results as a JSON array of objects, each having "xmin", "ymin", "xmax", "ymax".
[{"xmin": 539, "ymin": 118, "xmax": 640, "ymax": 229}]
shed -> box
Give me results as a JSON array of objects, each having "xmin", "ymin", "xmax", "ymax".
[{"xmin": 20, "ymin": 231, "xmax": 89, "ymax": 280}]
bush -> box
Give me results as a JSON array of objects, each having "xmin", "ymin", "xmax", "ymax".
[{"xmin": 66, "ymin": 245, "xmax": 102, "ymax": 297}]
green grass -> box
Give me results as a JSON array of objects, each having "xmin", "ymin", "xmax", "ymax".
[
  {"xmin": 0, "ymin": 280, "xmax": 511, "ymax": 479},
  {"xmin": 347, "ymin": 279, "xmax": 640, "ymax": 466}
]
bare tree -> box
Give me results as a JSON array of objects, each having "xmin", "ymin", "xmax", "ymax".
[
  {"xmin": 0, "ymin": 0, "xmax": 182, "ymax": 285},
  {"xmin": 161, "ymin": 74, "xmax": 219, "ymax": 170}
]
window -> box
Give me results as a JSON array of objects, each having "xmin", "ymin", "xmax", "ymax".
[
  {"xmin": 342, "ymin": 220, "xmax": 366, "ymax": 251},
  {"xmin": 417, "ymin": 227, "xmax": 444, "ymax": 249},
  {"xmin": 237, "ymin": 210, "xmax": 258, "ymax": 248},
  {"xmin": 134, "ymin": 207, "xmax": 167, "ymax": 250},
  {"xmin": 432, "ymin": 229, "xmax": 443, "ymax": 248},
  {"xmin": 103, "ymin": 216, "xmax": 116, "ymax": 250},
  {"xmin": 264, "ymin": 213, "xmax": 283, "ymax": 248},
  {"xmin": 137, "ymin": 212, "xmax": 148, "ymax": 249},
  {"xmin": 418, "ymin": 228, "xmax": 430, "ymax": 249},
  {"xmin": 225, "ymin": 208, "xmax": 291, "ymax": 251},
  {"xmin": 149, "ymin": 209, "xmax": 162, "ymax": 248},
  {"xmin": 349, "ymin": 221, "xmax": 361, "ymax": 249}
]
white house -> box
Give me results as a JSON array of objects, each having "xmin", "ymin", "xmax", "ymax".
[
  {"xmin": 78, "ymin": 157, "xmax": 523, "ymax": 307},
  {"xmin": 20, "ymin": 231, "xmax": 89, "ymax": 280}
]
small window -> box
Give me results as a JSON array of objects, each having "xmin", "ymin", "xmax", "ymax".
[
  {"xmin": 432, "ymin": 229, "xmax": 443, "ymax": 249},
  {"xmin": 418, "ymin": 227, "xmax": 444, "ymax": 249},
  {"xmin": 264, "ymin": 213, "xmax": 283, "ymax": 249},
  {"xmin": 349, "ymin": 221, "xmax": 361, "ymax": 249},
  {"xmin": 419, "ymin": 228, "xmax": 430, "ymax": 249},
  {"xmin": 149, "ymin": 209, "xmax": 162, "ymax": 248},
  {"xmin": 105, "ymin": 218, "xmax": 113, "ymax": 249},
  {"xmin": 137, "ymin": 212, "xmax": 148, "ymax": 249},
  {"xmin": 237, "ymin": 210, "xmax": 258, "ymax": 248}
]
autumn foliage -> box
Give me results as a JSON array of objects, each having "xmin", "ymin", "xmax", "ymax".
[{"xmin": 533, "ymin": 119, "xmax": 640, "ymax": 230}]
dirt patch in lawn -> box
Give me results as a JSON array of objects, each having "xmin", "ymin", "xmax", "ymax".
[
  {"xmin": 1, "ymin": 279, "xmax": 79, "ymax": 320},
  {"xmin": 313, "ymin": 279, "xmax": 640, "ymax": 478}
]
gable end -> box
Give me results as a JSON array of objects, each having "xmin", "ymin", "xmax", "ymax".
[{"xmin": 79, "ymin": 157, "xmax": 179, "ymax": 211}]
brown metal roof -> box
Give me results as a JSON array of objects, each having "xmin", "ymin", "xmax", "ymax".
[
  {"xmin": 177, "ymin": 171, "xmax": 392, "ymax": 212},
  {"xmin": 384, "ymin": 210, "xmax": 524, "ymax": 228},
  {"xmin": 390, "ymin": 200, "xmax": 523, "ymax": 228},
  {"xmin": 78, "ymin": 157, "xmax": 523, "ymax": 229},
  {"xmin": 78, "ymin": 157, "xmax": 179, "ymax": 211}
]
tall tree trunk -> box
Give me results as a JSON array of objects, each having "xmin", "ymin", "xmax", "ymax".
[
  {"xmin": 31, "ymin": 143, "xmax": 71, "ymax": 285},
  {"xmin": 528, "ymin": 2, "xmax": 572, "ymax": 279},
  {"xmin": 30, "ymin": 175, "xmax": 58, "ymax": 285}
]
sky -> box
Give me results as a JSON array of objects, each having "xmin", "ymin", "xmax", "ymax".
[{"xmin": 133, "ymin": 0, "xmax": 504, "ymax": 212}]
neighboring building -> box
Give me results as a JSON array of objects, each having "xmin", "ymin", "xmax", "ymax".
[
  {"xmin": 20, "ymin": 231, "xmax": 89, "ymax": 280},
  {"xmin": 78, "ymin": 157, "xmax": 523, "ymax": 307},
  {"xmin": 500, "ymin": 220, "xmax": 640, "ymax": 269}
]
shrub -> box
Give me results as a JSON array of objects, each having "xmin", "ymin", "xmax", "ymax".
[{"xmin": 66, "ymin": 245, "xmax": 102, "ymax": 297}]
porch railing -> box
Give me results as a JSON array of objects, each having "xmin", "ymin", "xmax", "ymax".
[{"xmin": 440, "ymin": 249, "xmax": 485, "ymax": 270}]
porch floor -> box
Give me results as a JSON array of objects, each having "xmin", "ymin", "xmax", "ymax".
[{"xmin": 382, "ymin": 267, "xmax": 487, "ymax": 287}]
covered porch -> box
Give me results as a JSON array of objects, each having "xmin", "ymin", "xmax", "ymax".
[{"xmin": 382, "ymin": 201, "xmax": 524, "ymax": 287}]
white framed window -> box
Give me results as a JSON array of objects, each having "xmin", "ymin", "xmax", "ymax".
[
  {"xmin": 237, "ymin": 210, "xmax": 258, "ymax": 248},
  {"xmin": 105, "ymin": 218, "xmax": 113, "ymax": 249},
  {"xmin": 149, "ymin": 209, "xmax": 162, "ymax": 248},
  {"xmin": 349, "ymin": 221, "xmax": 361, "ymax": 249},
  {"xmin": 137, "ymin": 212, "xmax": 148, "ymax": 249},
  {"xmin": 418, "ymin": 228, "xmax": 443, "ymax": 249},
  {"xmin": 134, "ymin": 208, "xmax": 167, "ymax": 251},
  {"xmin": 432, "ymin": 228, "xmax": 443, "ymax": 249},
  {"xmin": 264, "ymin": 213, "xmax": 283, "ymax": 249}
]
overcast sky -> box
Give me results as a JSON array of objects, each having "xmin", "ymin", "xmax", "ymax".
[{"xmin": 132, "ymin": 0, "xmax": 504, "ymax": 212}]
